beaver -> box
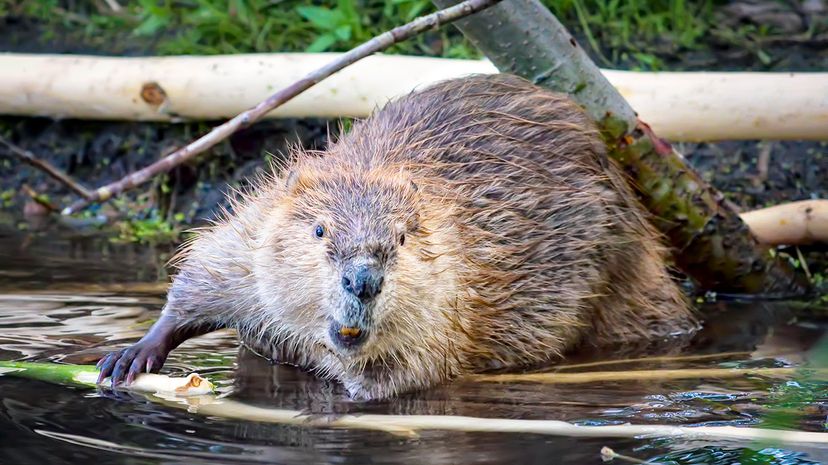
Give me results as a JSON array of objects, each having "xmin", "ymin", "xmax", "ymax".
[{"xmin": 98, "ymin": 74, "xmax": 696, "ymax": 400}]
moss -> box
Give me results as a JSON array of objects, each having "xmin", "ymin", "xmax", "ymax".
[
  {"xmin": 0, "ymin": 189, "xmax": 15, "ymax": 208},
  {"xmin": 113, "ymin": 214, "xmax": 183, "ymax": 244}
]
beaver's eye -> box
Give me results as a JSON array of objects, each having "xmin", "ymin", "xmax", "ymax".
[
  {"xmin": 314, "ymin": 225, "xmax": 325, "ymax": 239},
  {"xmin": 399, "ymin": 233, "xmax": 405, "ymax": 246}
]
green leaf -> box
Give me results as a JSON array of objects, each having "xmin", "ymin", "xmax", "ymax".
[
  {"xmin": 133, "ymin": 15, "xmax": 170, "ymax": 36},
  {"xmin": 334, "ymin": 25, "xmax": 352, "ymax": 41},
  {"xmin": 296, "ymin": 6, "xmax": 342, "ymax": 31},
  {"xmin": 306, "ymin": 34, "xmax": 338, "ymax": 53},
  {"xmin": 405, "ymin": 1, "xmax": 429, "ymax": 21}
]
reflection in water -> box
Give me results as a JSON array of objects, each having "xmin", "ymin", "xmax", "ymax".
[{"xmin": 0, "ymin": 226, "xmax": 826, "ymax": 464}]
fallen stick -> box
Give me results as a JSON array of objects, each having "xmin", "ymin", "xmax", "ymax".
[
  {"xmin": 0, "ymin": 53, "xmax": 492, "ymax": 121},
  {"xmin": 155, "ymin": 396, "xmax": 828, "ymax": 445},
  {"xmin": 37, "ymin": 409, "xmax": 828, "ymax": 447},
  {"xmin": 555, "ymin": 351, "xmax": 751, "ymax": 371},
  {"xmin": 3, "ymin": 53, "xmax": 826, "ymax": 142},
  {"xmin": 470, "ymin": 367, "xmax": 828, "ymax": 384},
  {"xmin": 740, "ymin": 200, "xmax": 828, "ymax": 245},
  {"xmin": 0, "ymin": 135, "xmax": 93, "ymax": 200},
  {"xmin": 5, "ymin": 361, "xmax": 828, "ymax": 445},
  {"xmin": 60, "ymin": 0, "xmax": 502, "ymax": 215}
]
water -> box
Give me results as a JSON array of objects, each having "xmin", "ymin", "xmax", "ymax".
[{"xmin": 1, "ymin": 224, "xmax": 826, "ymax": 464}]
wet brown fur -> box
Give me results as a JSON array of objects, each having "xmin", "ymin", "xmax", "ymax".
[{"xmin": 164, "ymin": 74, "xmax": 696, "ymax": 400}]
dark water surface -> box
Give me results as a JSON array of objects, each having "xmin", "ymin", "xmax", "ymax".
[{"xmin": 1, "ymin": 225, "xmax": 827, "ymax": 465}]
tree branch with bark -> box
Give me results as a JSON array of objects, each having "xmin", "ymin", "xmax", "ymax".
[{"xmin": 433, "ymin": 0, "xmax": 809, "ymax": 295}]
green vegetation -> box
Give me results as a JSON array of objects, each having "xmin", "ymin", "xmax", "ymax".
[
  {"xmin": 0, "ymin": 189, "xmax": 14, "ymax": 208},
  {"xmin": 4, "ymin": 0, "xmax": 722, "ymax": 69},
  {"xmin": 114, "ymin": 212, "xmax": 185, "ymax": 244},
  {"xmin": 560, "ymin": 0, "xmax": 715, "ymax": 68}
]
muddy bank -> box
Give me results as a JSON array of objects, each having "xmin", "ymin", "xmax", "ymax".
[{"xmin": 0, "ymin": 116, "xmax": 333, "ymax": 226}]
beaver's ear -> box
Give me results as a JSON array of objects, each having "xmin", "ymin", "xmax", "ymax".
[
  {"xmin": 284, "ymin": 168, "xmax": 300, "ymax": 193},
  {"xmin": 284, "ymin": 163, "xmax": 322, "ymax": 195},
  {"xmin": 284, "ymin": 167, "xmax": 315, "ymax": 196}
]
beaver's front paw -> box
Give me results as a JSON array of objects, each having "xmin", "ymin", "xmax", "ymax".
[{"xmin": 96, "ymin": 342, "xmax": 169, "ymax": 387}]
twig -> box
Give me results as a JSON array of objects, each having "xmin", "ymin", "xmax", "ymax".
[
  {"xmin": 103, "ymin": 0, "xmax": 122, "ymax": 12},
  {"xmin": 0, "ymin": 136, "xmax": 94, "ymax": 200},
  {"xmin": 753, "ymin": 141, "xmax": 772, "ymax": 186},
  {"xmin": 555, "ymin": 351, "xmax": 751, "ymax": 371},
  {"xmin": 51, "ymin": 6, "xmax": 92, "ymax": 25},
  {"xmin": 470, "ymin": 367, "xmax": 828, "ymax": 384},
  {"xmin": 795, "ymin": 246, "xmax": 812, "ymax": 281},
  {"xmin": 21, "ymin": 184, "xmax": 58, "ymax": 212},
  {"xmin": 62, "ymin": 0, "xmax": 503, "ymax": 215}
]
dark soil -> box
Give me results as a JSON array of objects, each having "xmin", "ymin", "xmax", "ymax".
[{"xmin": 0, "ymin": 116, "xmax": 332, "ymax": 225}]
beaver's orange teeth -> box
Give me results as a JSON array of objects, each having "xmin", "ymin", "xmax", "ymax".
[{"xmin": 339, "ymin": 326, "xmax": 362, "ymax": 338}]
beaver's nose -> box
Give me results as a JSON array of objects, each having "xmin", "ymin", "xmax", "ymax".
[{"xmin": 342, "ymin": 264, "xmax": 384, "ymax": 301}]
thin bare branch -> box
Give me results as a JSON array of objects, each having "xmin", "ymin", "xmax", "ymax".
[
  {"xmin": 62, "ymin": 0, "xmax": 502, "ymax": 215},
  {"xmin": 103, "ymin": 0, "xmax": 122, "ymax": 12},
  {"xmin": 21, "ymin": 184, "xmax": 59, "ymax": 212},
  {"xmin": 0, "ymin": 136, "xmax": 94, "ymax": 200},
  {"xmin": 470, "ymin": 367, "xmax": 828, "ymax": 384}
]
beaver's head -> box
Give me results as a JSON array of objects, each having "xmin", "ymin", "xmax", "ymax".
[{"xmin": 254, "ymin": 157, "xmax": 462, "ymax": 372}]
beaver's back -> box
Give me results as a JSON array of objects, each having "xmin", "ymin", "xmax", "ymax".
[{"xmin": 327, "ymin": 74, "xmax": 694, "ymax": 368}]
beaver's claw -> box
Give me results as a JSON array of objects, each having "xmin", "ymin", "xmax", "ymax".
[{"xmin": 96, "ymin": 342, "xmax": 169, "ymax": 387}]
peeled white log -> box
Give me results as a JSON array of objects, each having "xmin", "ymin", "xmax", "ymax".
[
  {"xmin": 1, "ymin": 53, "xmax": 827, "ymax": 141},
  {"xmin": 607, "ymin": 71, "xmax": 828, "ymax": 141},
  {"xmin": 148, "ymin": 396, "xmax": 828, "ymax": 445},
  {"xmin": 741, "ymin": 200, "xmax": 828, "ymax": 245},
  {"xmin": 7, "ymin": 362, "xmax": 828, "ymax": 445},
  {"xmin": 0, "ymin": 53, "xmax": 494, "ymax": 121}
]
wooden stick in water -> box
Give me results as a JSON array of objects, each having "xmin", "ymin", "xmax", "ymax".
[
  {"xmin": 554, "ymin": 351, "xmax": 752, "ymax": 371},
  {"xmin": 151, "ymin": 395, "xmax": 828, "ymax": 445},
  {"xmin": 470, "ymin": 367, "xmax": 828, "ymax": 384},
  {"xmin": 5, "ymin": 362, "xmax": 826, "ymax": 445}
]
